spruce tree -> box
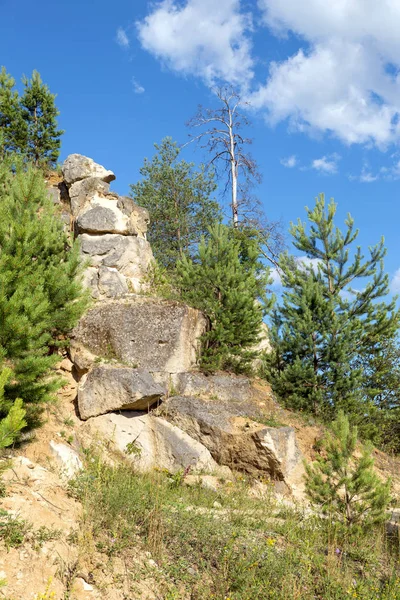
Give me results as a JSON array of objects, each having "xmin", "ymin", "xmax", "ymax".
[
  {"xmin": 19, "ymin": 70, "xmax": 64, "ymax": 169},
  {"xmin": 130, "ymin": 138, "xmax": 221, "ymax": 269},
  {"xmin": 304, "ymin": 411, "xmax": 391, "ymax": 529},
  {"xmin": 0, "ymin": 67, "xmax": 26, "ymax": 156},
  {"xmin": 264, "ymin": 194, "xmax": 399, "ymax": 420},
  {"xmin": 176, "ymin": 223, "xmax": 272, "ymax": 373},
  {"xmin": 0, "ymin": 159, "xmax": 87, "ymax": 427}
]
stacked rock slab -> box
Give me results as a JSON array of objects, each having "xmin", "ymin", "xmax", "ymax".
[{"xmin": 61, "ymin": 154, "xmax": 154, "ymax": 299}]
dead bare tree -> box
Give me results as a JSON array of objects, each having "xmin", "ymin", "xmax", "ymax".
[
  {"xmin": 186, "ymin": 85, "xmax": 285, "ymax": 266},
  {"xmin": 187, "ymin": 86, "xmax": 260, "ymax": 228}
]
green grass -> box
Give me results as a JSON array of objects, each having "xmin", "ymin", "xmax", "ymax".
[{"xmin": 68, "ymin": 453, "xmax": 400, "ymax": 600}]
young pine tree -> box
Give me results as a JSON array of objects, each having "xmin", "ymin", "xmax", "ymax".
[
  {"xmin": 0, "ymin": 159, "xmax": 87, "ymax": 427},
  {"xmin": 304, "ymin": 411, "xmax": 391, "ymax": 530},
  {"xmin": 19, "ymin": 70, "xmax": 64, "ymax": 169},
  {"xmin": 264, "ymin": 194, "xmax": 399, "ymax": 420},
  {"xmin": 176, "ymin": 223, "xmax": 272, "ymax": 373},
  {"xmin": 130, "ymin": 138, "xmax": 221, "ymax": 269},
  {"xmin": 0, "ymin": 368, "xmax": 26, "ymax": 449},
  {"xmin": 0, "ymin": 67, "xmax": 26, "ymax": 157}
]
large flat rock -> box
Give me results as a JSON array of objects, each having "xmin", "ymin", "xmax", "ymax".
[
  {"xmin": 78, "ymin": 365, "xmax": 166, "ymax": 420},
  {"xmin": 71, "ymin": 297, "xmax": 207, "ymax": 374}
]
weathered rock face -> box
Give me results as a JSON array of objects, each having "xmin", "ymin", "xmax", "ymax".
[
  {"xmin": 158, "ymin": 395, "xmax": 301, "ymax": 483},
  {"xmin": 59, "ymin": 154, "xmax": 153, "ymax": 298},
  {"xmin": 79, "ymin": 233, "xmax": 153, "ymax": 295},
  {"xmin": 62, "ymin": 154, "xmax": 116, "ymax": 185},
  {"xmin": 78, "ymin": 366, "xmax": 165, "ymax": 420},
  {"xmin": 171, "ymin": 371, "xmax": 262, "ymax": 405},
  {"xmin": 82, "ymin": 411, "xmax": 230, "ymax": 475},
  {"xmin": 71, "ymin": 297, "xmax": 207, "ymax": 374}
]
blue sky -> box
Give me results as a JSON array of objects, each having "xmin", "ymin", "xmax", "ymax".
[{"xmin": 2, "ymin": 0, "xmax": 400, "ymax": 292}]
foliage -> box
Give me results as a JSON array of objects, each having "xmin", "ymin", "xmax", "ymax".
[
  {"xmin": 69, "ymin": 452, "xmax": 400, "ymax": 600},
  {"xmin": 176, "ymin": 223, "xmax": 272, "ymax": 373},
  {"xmin": 0, "ymin": 67, "xmax": 26, "ymax": 156},
  {"xmin": 304, "ymin": 412, "xmax": 391, "ymax": 530},
  {"xmin": 130, "ymin": 138, "xmax": 221, "ymax": 269},
  {"xmin": 19, "ymin": 70, "xmax": 64, "ymax": 169},
  {"xmin": 0, "ymin": 509, "xmax": 29, "ymax": 549},
  {"xmin": 0, "ymin": 161, "xmax": 88, "ymax": 427},
  {"xmin": 264, "ymin": 194, "xmax": 399, "ymax": 421},
  {"xmin": 0, "ymin": 67, "xmax": 63, "ymax": 169}
]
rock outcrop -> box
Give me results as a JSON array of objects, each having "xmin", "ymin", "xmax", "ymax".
[
  {"xmin": 158, "ymin": 395, "xmax": 301, "ymax": 484},
  {"xmin": 78, "ymin": 366, "xmax": 165, "ymax": 420},
  {"xmin": 82, "ymin": 411, "xmax": 230, "ymax": 476},
  {"xmin": 62, "ymin": 153, "xmax": 116, "ymax": 185},
  {"xmin": 54, "ymin": 154, "xmax": 301, "ymax": 492},
  {"xmin": 71, "ymin": 297, "xmax": 207, "ymax": 375},
  {"xmin": 59, "ymin": 154, "xmax": 153, "ymax": 298}
]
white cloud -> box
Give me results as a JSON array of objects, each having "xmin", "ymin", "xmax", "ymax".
[
  {"xmin": 116, "ymin": 27, "xmax": 130, "ymax": 49},
  {"xmin": 132, "ymin": 77, "xmax": 145, "ymax": 94},
  {"xmin": 251, "ymin": 1, "xmax": 400, "ymax": 146},
  {"xmin": 281, "ymin": 155, "xmax": 297, "ymax": 168},
  {"xmin": 311, "ymin": 153, "xmax": 340, "ymax": 174},
  {"xmin": 269, "ymin": 267, "xmax": 282, "ymax": 287},
  {"xmin": 359, "ymin": 167, "xmax": 379, "ymax": 183},
  {"xmin": 136, "ymin": 0, "xmax": 253, "ymax": 87},
  {"xmin": 270, "ymin": 256, "xmax": 321, "ymax": 289},
  {"xmin": 391, "ymin": 268, "xmax": 400, "ymax": 294}
]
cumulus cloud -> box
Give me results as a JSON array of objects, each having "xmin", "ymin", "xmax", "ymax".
[
  {"xmin": 136, "ymin": 0, "xmax": 253, "ymax": 86},
  {"xmin": 251, "ymin": 1, "xmax": 400, "ymax": 146},
  {"xmin": 116, "ymin": 27, "xmax": 130, "ymax": 49},
  {"xmin": 132, "ymin": 77, "xmax": 145, "ymax": 94},
  {"xmin": 311, "ymin": 153, "xmax": 340, "ymax": 174},
  {"xmin": 281, "ymin": 155, "xmax": 297, "ymax": 168}
]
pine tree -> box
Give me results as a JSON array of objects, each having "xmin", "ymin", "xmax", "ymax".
[
  {"xmin": 0, "ymin": 67, "xmax": 26, "ymax": 156},
  {"xmin": 304, "ymin": 411, "xmax": 391, "ymax": 529},
  {"xmin": 176, "ymin": 223, "xmax": 272, "ymax": 373},
  {"xmin": 0, "ymin": 160, "xmax": 87, "ymax": 427},
  {"xmin": 0, "ymin": 368, "xmax": 26, "ymax": 449},
  {"xmin": 264, "ymin": 194, "xmax": 399, "ymax": 420},
  {"xmin": 19, "ymin": 70, "xmax": 64, "ymax": 169},
  {"xmin": 130, "ymin": 138, "xmax": 221, "ymax": 269}
]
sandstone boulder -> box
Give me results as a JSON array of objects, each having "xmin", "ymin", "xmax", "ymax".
[
  {"xmin": 172, "ymin": 371, "xmax": 262, "ymax": 405},
  {"xmin": 79, "ymin": 233, "xmax": 153, "ymax": 295},
  {"xmin": 158, "ymin": 395, "xmax": 301, "ymax": 482},
  {"xmin": 68, "ymin": 177, "xmax": 110, "ymax": 215},
  {"xmin": 71, "ymin": 298, "xmax": 207, "ymax": 373},
  {"xmin": 62, "ymin": 154, "xmax": 115, "ymax": 186},
  {"xmin": 97, "ymin": 266, "xmax": 129, "ymax": 298},
  {"xmin": 78, "ymin": 366, "xmax": 165, "ymax": 420},
  {"xmin": 82, "ymin": 411, "xmax": 229, "ymax": 475}
]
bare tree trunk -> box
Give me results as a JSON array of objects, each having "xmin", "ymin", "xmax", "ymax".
[{"xmin": 229, "ymin": 113, "xmax": 238, "ymax": 227}]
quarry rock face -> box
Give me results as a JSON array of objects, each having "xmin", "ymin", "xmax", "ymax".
[
  {"xmin": 62, "ymin": 153, "xmax": 116, "ymax": 185},
  {"xmin": 171, "ymin": 371, "xmax": 262, "ymax": 405},
  {"xmin": 158, "ymin": 395, "xmax": 302, "ymax": 484},
  {"xmin": 60, "ymin": 154, "xmax": 153, "ymax": 298},
  {"xmin": 82, "ymin": 411, "xmax": 230, "ymax": 475},
  {"xmin": 71, "ymin": 297, "xmax": 207, "ymax": 374},
  {"xmin": 78, "ymin": 366, "xmax": 165, "ymax": 420}
]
